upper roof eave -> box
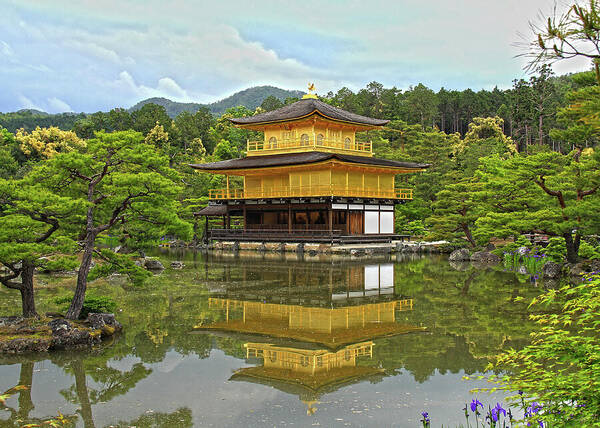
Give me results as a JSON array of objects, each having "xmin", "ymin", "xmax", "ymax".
[{"xmin": 228, "ymin": 98, "xmax": 389, "ymax": 127}]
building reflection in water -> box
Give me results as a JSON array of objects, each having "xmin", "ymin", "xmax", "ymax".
[{"xmin": 197, "ymin": 261, "xmax": 424, "ymax": 414}]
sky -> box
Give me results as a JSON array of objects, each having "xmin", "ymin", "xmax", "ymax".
[{"xmin": 0, "ymin": 0, "xmax": 592, "ymax": 113}]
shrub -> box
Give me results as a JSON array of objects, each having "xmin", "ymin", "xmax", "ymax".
[
  {"xmin": 483, "ymin": 275, "xmax": 600, "ymax": 426},
  {"xmin": 543, "ymin": 237, "xmax": 567, "ymax": 262},
  {"xmin": 53, "ymin": 295, "xmax": 117, "ymax": 319}
]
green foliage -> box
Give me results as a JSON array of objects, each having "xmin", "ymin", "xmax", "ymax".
[
  {"xmin": 39, "ymin": 256, "xmax": 79, "ymax": 273},
  {"xmin": 485, "ymin": 275, "xmax": 600, "ymax": 426},
  {"xmin": 542, "ymin": 237, "xmax": 567, "ymax": 262},
  {"xmin": 475, "ymin": 149, "xmax": 600, "ymax": 262},
  {"xmin": 0, "ymin": 110, "xmax": 85, "ymax": 133},
  {"xmin": 580, "ymin": 240, "xmax": 600, "ymax": 260},
  {"xmin": 88, "ymin": 249, "xmax": 151, "ymax": 286},
  {"xmin": 53, "ymin": 294, "xmax": 117, "ymax": 319}
]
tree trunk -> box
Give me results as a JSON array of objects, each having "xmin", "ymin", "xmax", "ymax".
[
  {"xmin": 538, "ymin": 113, "xmax": 544, "ymax": 145},
  {"xmin": 462, "ymin": 223, "xmax": 477, "ymax": 248},
  {"xmin": 20, "ymin": 262, "xmax": 38, "ymax": 318},
  {"xmin": 66, "ymin": 232, "xmax": 96, "ymax": 320},
  {"xmin": 563, "ymin": 232, "xmax": 581, "ymax": 263}
]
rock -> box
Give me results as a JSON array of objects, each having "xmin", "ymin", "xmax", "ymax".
[
  {"xmin": 449, "ymin": 248, "xmax": 471, "ymax": 261},
  {"xmin": 48, "ymin": 318, "xmax": 102, "ymax": 349},
  {"xmin": 470, "ymin": 251, "xmax": 500, "ymax": 263},
  {"xmin": 134, "ymin": 259, "xmax": 144, "ymax": 267},
  {"xmin": 350, "ymin": 249, "xmax": 365, "ymax": 257},
  {"xmin": 170, "ymin": 261, "xmax": 184, "ymax": 269},
  {"xmin": 87, "ymin": 313, "xmax": 122, "ymax": 337},
  {"xmin": 517, "ymin": 246, "xmax": 530, "ymax": 256},
  {"xmin": 485, "ymin": 243, "xmax": 496, "ymax": 251},
  {"xmin": 0, "ymin": 316, "xmax": 24, "ymax": 327},
  {"xmin": 144, "ymin": 258, "xmax": 164, "ymax": 271},
  {"xmin": 542, "ymin": 262, "xmax": 562, "ymax": 279},
  {"xmin": 568, "ymin": 260, "xmax": 600, "ymax": 276},
  {"xmin": 48, "ymin": 318, "xmax": 72, "ymax": 334},
  {"xmin": 45, "ymin": 312, "xmax": 64, "ymax": 318}
]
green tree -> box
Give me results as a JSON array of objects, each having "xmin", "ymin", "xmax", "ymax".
[
  {"xmin": 259, "ymin": 95, "xmax": 284, "ymax": 112},
  {"xmin": 131, "ymin": 103, "xmax": 172, "ymax": 136},
  {"xmin": 476, "ymin": 148, "xmax": 600, "ymax": 262},
  {"xmin": 29, "ymin": 131, "xmax": 192, "ymax": 319},
  {"xmin": 404, "ymin": 83, "xmax": 439, "ymax": 130},
  {"xmin": 525, "ymin": 0, "xmax": 600, "ymax": 83},
  {"xmin": 430, "ymin": 177, "xmax": 481, "ymax": 246},
  {"xmin": 0, "ymin": 180, "xmax": 80, "ymax": 317}
]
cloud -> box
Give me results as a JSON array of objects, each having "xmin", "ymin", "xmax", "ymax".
[
  {"xmin": 0, "ymin": 0, "xmax": 592, "ymax": 112},
  {"xmin": 18, "ymin": 94, "xmax": 43, "ymax": 111},
  {"xmin": 47, "ymin": 97, "xmax": 73, "ymax": 113},
  {"xmin": 112, "ymin": 71, "xmax": 194, "ymax": 102},
  {"xmin": 0, "ymin": 41, "xmax": 13, "ymax": 57}
]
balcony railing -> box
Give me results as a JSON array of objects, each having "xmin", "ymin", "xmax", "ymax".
[
  {"xmin": 246, "ymin": 137, "xmax": 372, "ymax": 156},
  {"xmin": 208, "ymin": 185, "xmax": 412, "ymax": 200}
]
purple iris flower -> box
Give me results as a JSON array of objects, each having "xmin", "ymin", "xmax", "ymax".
[
  {"xmin": 491, "ymin": 403, "xmax": 506, "ymax": 422},
  {"xmin": 470, "ymin": 399, "xmax": 483, "ymax": 412},
  {"xmin": 525, "ymin": 402, "xmax": 542, "ymax": 417},
  {"xmin": 421, "ymin": 411, "xmax": 430, "ymax": 422}
]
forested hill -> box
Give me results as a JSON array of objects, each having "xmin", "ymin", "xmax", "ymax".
[
  {"xmin": 0, "ymin": 86, "xmax": 304, "ymax": 132},
  {"xmin": 129, "ymin": 85, "xmax": 305, "ymax": 117}
]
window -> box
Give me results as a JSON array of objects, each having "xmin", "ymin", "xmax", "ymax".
[
  {"xmin": 300, "ymin": 133, "xmax": 309, "ymax": 146},
  {"xmin": 316, "ymin": 133, "xmax": 324, "ymax": 145},
  {"xmin": 300, "ymin": 355, "xmax": 310, "ymax": 367},
  {"xmin": 344, "ymin": 137, "xmax": 352, "ymax": 149},
  {"xmin": 268, "ymin": 136, "xmax": 277, "ymax": 149}
]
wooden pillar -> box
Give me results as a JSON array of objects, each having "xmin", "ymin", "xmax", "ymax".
[
  {"xmin": 226, "ymin": 175, "xmax": 230, "ymax": 199},
  {"xmin": 328, "ymin": 205, "xmax": 333, "ymax": 235},
  {"xmin": 226, "ymin": 212, "xmax": 231, "ymax": 230},
  {"xmin": 204, "ymin": 216, "xmax": 209, "ymax": 244},
  {"xmin": 288, "ymin": 203, "xmax": 292, "ymax": 233}
]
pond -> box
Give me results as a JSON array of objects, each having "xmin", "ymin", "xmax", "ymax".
[{"xmin": 0, "ymin": 251, "xmax": 543, "ymax": 427}]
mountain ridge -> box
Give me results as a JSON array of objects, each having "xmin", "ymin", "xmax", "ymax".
[{"xmin": 128, "ymin": 85, "xmax": 305, "ymax": 117}]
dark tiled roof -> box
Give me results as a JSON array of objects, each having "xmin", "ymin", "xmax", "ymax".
[
  {"xmin": 195, "ymin": 205, "xmax": 228, "ymax": 216},
  {"xmin": 190, "ymin": 152, "xmax": 430, "ymax": 171},
  {"xmin": 229, "ymin": 98, "xmax": 389, "ymax": 126}
]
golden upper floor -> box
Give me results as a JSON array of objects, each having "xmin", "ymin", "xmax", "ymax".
[{"xmin": 229, "ymin": 97, "xmax": 388, "ymax": 158}]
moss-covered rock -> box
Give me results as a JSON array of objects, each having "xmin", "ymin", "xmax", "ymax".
[{"xmin": 0, "ymin": 313, "xmax": 121, "ymax": 354}]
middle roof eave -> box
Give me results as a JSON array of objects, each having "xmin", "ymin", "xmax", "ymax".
[{"xmin": 189, "ymin": 151, "xmax": 430, "ymax": 172}]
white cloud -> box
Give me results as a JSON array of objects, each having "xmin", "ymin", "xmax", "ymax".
[
  {"xmin": 0, "ymin": 41, "xmax": 13, "ymax": 57},
  {"xmin": 111, "ymin": 71, "xmax": 196, "ymax": 102},
  {"xmin": 47, "ymin": 97, "xmax": 73, "ymax": 113},
  {"xmin": 18, "ymin": 94, "xmax": 43, "ymax": 111}
]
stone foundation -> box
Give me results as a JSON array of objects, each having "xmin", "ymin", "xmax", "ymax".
[{"xmin": 201, "ymin": 240, "xmax": 451, "ymax": 256}]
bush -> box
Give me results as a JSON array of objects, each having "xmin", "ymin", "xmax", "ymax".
[
  {"xmin": 485, "ymin": 275, "xmax": 600, "ymax": 426},
  {"xmin": 580, "ymin": 241, "xmax": 600, "ymax": 260},
  {"xmin": 543, "ymin": 237, "xmax": 566, "ymax": 262},
  {"xmin": 53, "ymin": 295, "xmax": 117, "ymax": 319}
]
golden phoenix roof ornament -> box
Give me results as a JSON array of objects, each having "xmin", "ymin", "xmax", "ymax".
[{"xmin": 303, "ymin": 82, "xmax": 318, "ymax": 99}]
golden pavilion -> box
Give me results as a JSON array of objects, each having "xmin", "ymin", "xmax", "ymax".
[{"xmin": 191, "ymin": 87, "xmax": 429, "ymax": 242}]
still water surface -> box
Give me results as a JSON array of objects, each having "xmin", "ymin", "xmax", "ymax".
[{"xmin": 0, "ymin": 251, "xmax": 540, "ymax": 427}]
